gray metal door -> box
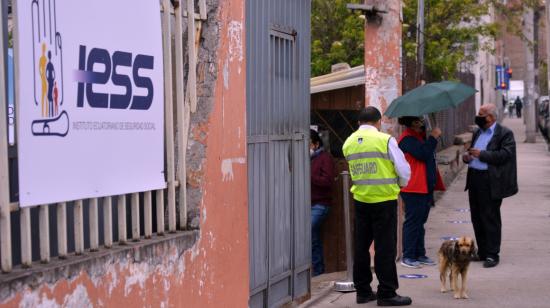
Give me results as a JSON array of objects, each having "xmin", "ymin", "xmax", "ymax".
[{"xmin": 246, "ymin": 1, "xmax": 311, "ymax": 307}]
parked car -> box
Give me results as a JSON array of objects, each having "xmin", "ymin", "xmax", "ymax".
[{"xmin": 537, "ymin": 96, "xmax": 549, "ymax": 141}]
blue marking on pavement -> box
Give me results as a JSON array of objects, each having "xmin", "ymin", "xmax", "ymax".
[
  {"xmin": 447, "ymin": 220, "xmax": 471, "ymax": 224},
  {"xmin": 455, "ymin": 208, "xmax": 470, "ymax": 213},
  {"xmin": 400, "ymin": 274, "xmax": 428, "ymax": 279},
  {"xmin": 440, "ymin": 236, "xmax": 459, "ymax": 241}
]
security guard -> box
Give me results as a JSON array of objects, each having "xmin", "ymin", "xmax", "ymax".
[{"xmin": 342, "ymin": 107, "xmax": 412, "ymax": 306}]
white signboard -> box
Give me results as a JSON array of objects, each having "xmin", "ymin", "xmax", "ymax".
[{"xmin": 16, "ymin": 0, "xmax": 165, "ymax": 207}]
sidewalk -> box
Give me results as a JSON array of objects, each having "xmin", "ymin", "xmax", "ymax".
[{"xmin": 304, "ymin": 118, "xmax": 550, "ymax": 308}]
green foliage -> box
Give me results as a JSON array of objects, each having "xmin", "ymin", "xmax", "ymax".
[
  {"xmin": 490, "ymin": 0, "xmax": 542, "ymax": 44},
  {"xmin": 539, "ymin": 61, "xmax": 548, "ymax": 96},
  {"xmin": 403, "ymin": 0, "xmax": 499, "ymax": 81},
  {"xmin": 311, "ymin": 0, "xmax": 364, "ymax": 77}
]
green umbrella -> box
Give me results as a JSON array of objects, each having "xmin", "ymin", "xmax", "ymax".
[{"xmin": 384, "ymin": 81, "xmax": 477, "ymax": 118}]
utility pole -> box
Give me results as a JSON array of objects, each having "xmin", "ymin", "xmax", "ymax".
[
  {"xmin": 416, "ymin": 0, "xmax": 425, "ymax": 85},
  {"xmin": 523, "ymin": 7, "xmax": 537, "ymax": 143},
  {"xmin": 362, "ymin": 0, "xmax": 402, "ymax": 135}
]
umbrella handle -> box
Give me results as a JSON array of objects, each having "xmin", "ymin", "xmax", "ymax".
[
  {"xmin": 424, "ymin": 113, "xmax": 445, "ymax": 147},
  {"xmin": 423, "ymin": 114, "xmax": 433, "ymax": 131}
]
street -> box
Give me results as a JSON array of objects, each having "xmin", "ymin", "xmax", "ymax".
[{"xmin": 305, "ymin": 117, "xmax": 550, "ymax": 308}]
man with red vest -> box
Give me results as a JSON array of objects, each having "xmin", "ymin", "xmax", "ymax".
[{"xmin": 397, "ymin": 117, "xmax": 446, "ymax": 268}]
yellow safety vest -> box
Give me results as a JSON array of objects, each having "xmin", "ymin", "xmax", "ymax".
[{"xmin": 342, "ymin": 129, "xmax": 400, "ymax": 203}]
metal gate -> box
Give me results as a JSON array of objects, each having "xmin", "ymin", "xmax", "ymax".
[{"xmin": 246, "ymin": 1, "xmax": 311, "ymax": 307}]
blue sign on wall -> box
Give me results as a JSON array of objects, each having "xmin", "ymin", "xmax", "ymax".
[{"xmin": 496, "ymin": 65, "xmax": 511, "ymax": 90}]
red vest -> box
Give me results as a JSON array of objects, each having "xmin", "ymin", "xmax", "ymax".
[{"xmin": 398, "ymin": 128, "xmax": 446, "ymax": 194}]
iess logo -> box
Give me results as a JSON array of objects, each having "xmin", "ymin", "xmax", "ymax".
[
  {"xmin": 30, "ymin": 0, "xmax": 69, "ymax": 137},
  {"xmin": 74, "ymin": 46, "xmax": 155, "ymax": 110}
]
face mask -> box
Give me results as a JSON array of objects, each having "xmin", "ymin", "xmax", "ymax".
[
  {"xmin": 411, "ymin": 119, "xmax": 425, "ymax": 130},
  {"xmin": 310, "ymin": 149, "xmax": 315, "ymax": 156},
  {"xmin": 475, "ymin": 116, "xmax": 487, "ymax": 128}
]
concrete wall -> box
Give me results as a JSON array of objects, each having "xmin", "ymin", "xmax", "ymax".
[{"xmin": 0, "ymin": 0, "xmax": 249, "ymax": 306}]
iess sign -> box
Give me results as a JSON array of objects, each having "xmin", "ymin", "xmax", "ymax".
[{"xmin": 15, "ymin": 0, "xmax": 166, "ymax": 207}]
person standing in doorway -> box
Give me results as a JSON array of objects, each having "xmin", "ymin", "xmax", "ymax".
[
  {"xmin": 310, "ymin": 129, "xmax": 335, "ymax": 277},
  {"xmin": 343, "ymin": 107, "xmax": 412, "ymax": 306},
  {"xmin": 514, "ymin": 96, "xmax": 523, "ymax": 118},
  {"xmin": 463, "ymin": 104, "xmax": 518, "ymax": 268},
  {"xmin": 397, "ymin": 117, "xmax": 446, "ymax": 269}
]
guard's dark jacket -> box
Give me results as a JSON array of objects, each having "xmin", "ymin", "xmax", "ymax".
[{"xmin": 465, "ymin": 123, "xmax": 518, "ymax": 200}]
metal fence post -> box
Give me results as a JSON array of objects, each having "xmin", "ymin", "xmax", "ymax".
[
  {"xmin": 334, "ymin": 171, "xmax": 355, "ymax": 292},
  {"xmin": 0, "ymin": 0, "xmax": 12, "ymax": 272},
  {"xmin": 162, "ymin": 0, "xmax": 177, "ymax": 232}
]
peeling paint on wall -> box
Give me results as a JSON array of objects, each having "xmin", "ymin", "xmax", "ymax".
[
  {"xmin": 228, "ymin": 21, "xmax": 244, "ymax": 64},
  {"xmin": 124, "ymin": 262, "xmax": 149, "ymax": 296},
  {"xmin": 19, "ymin": 292, "xmax": 58, "ymax": 308},
  {"xmin": 364, "ymin": 0, "xmax": 402, "ymax": 136},
  {"xmin": 63, "ymin": 285, "xmax": 92, "ymax": 308},
  {"xmin": 223, "ymin": 59, "xmax": 230, "ymax": 89},
  {"xmin": 221, "ymin": 157, "xmax": 246, "ymax": 181}
]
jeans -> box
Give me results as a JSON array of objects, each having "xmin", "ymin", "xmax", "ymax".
[
  {"xmin": 401, "ymin": 193, "xmax": 432, "ymax": 260},
  {"xmin": 311, "ymin": 204, "xmax": 330, "ymax": 276}
]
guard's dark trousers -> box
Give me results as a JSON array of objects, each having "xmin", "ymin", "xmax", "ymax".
[
  {"xmin": 353, "ymin": 200, "xmax": 399, "ymax": 299},
  {"xmin": 468, "ymin": 169, "xmax": 503, "ymax": 261}
]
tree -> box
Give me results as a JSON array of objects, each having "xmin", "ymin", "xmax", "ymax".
[
  {"xmin": 403, "ymin": 0, "xmax": 499, "ymax": 81},
  {"xmin": 311, "ymin": 0, "xmax": 364, "ymax": 77},
  {"xmin": 403, "ymin": 0, "xmax": 544, "ymax": 82},
  {"xmin": 490, "ymin": 0, "xmax": 542, "ymax": 45}
]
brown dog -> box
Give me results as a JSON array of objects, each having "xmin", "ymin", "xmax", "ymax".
[{"xmin": 438, "ymin": 236, "xmax": 476, "ymax": 299}]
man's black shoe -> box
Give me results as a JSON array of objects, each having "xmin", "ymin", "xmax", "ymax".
[
  {"xmin": 357, "ymin": 292, "xmax": 377, "ymax": 304},
  {"xmin": 483, "ymin": 257, "xmax": 499, "ymax": 268},
  {"xmin": 377, "ymin": 295, "xmax": 412, "ymax": 306}
]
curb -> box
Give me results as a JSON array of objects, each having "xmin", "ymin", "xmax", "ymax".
[{"xmin": 298, "ymin": 281, "xmax": 337, "ymax": 308}]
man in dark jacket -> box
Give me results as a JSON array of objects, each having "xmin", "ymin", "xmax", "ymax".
[
  {"xmin": 463, "ymin": 104, "xmax": 518, "ymax": 268},
  {"xmin": 514, "ymin": 96, "xmax": 523, "ymax": 118},
  {"xmin": 310, "ymin": 129, "xmax": 335, "ymax": 276}
]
